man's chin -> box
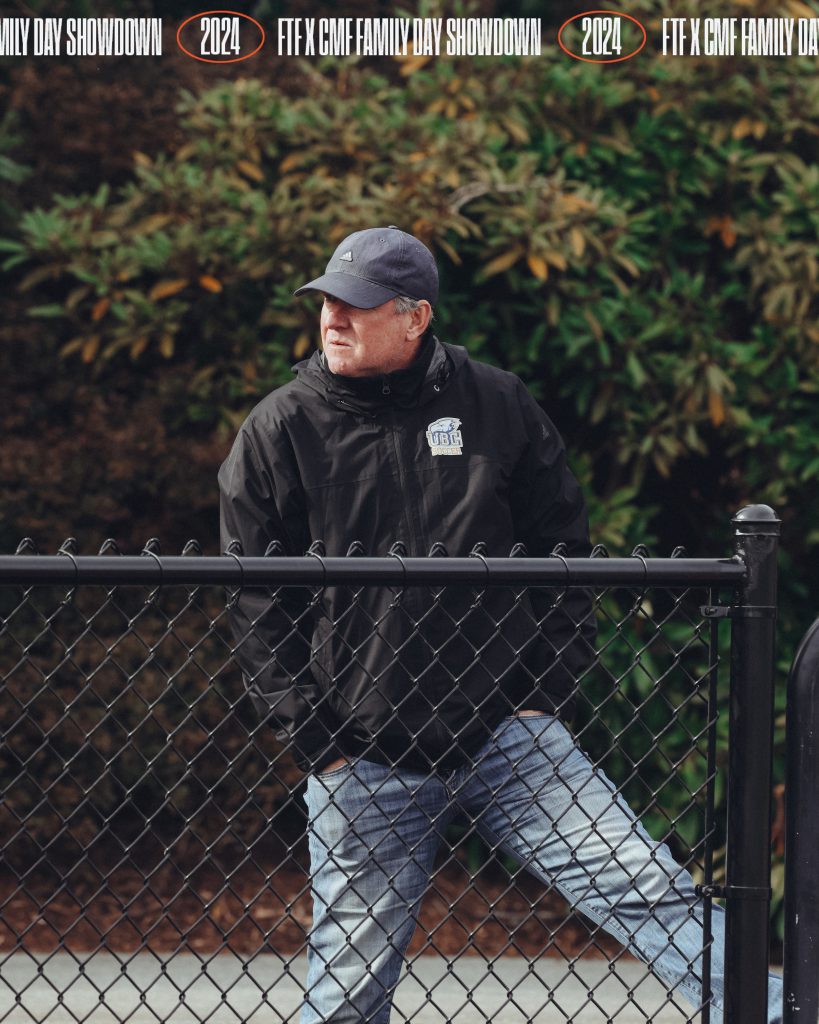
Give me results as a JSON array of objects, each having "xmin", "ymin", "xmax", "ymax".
[{"xmin": 325, "ymin": 352, "xmax": 362, "ymax": 377}]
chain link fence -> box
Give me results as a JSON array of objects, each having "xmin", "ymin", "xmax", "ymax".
[{"xmin": 0, "ymin": 509, "xmax": 779, "ymax": 1023}]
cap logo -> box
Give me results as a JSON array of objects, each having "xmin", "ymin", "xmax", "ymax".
[
  {"xmin": 426, "ymin": 417, "xmax": 463, "ymax": 456},
  {"xmin": 339, "ymin": 251, "xmax": 353, "ymax": 262}
]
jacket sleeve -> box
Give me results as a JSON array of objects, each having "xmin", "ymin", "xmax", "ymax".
[
  {"xmin": 218, "ymin": 422, "xmax": 346, "ymax": 773},
  {"xmin": 509, "ymin": 381, "xmax": 598, "ymax": 707}
]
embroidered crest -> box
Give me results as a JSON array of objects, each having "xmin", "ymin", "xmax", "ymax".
[{"xmin": 426, "ymin": 417, "xmax": 463, "ymax": 456}]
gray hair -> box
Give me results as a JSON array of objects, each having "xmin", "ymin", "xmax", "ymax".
[{"xmin": 394, "ymin": 295, "xmax": 434, "ymax": 321}]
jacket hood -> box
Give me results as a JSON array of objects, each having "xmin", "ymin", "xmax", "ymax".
[{"xmin": 293, "ymin": 336, "xmax": 467, "ymax": 416}]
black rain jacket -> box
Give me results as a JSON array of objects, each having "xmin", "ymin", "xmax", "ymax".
[{"xmin": 218, "ymin": 337, "xmax": 597, "ymax": 773}]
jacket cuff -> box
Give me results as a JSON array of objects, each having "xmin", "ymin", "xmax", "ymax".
[
  {"xmin": 309, "ymin": 743, "xmax": 350, "ymax": 775},
  {"xmin": 284, "ymin": 710, "xmax": 349, "ymax": 774}
]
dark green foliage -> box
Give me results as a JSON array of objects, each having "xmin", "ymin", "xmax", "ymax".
[
  {"xmin": 6, "ymin": 48, "xmax": 819, "ymax": 550},
  {"xmin": 0, "ymin": 111, "xmax": 30, "ymax": 231}
]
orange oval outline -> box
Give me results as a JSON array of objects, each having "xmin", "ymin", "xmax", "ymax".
[
  {"xmin": 558, "ymin": 10, "xmax": 646, "ymax": 64},
  {"xmin": 176, "ymin": 10, "xmax": 265, "ymax": 64}
]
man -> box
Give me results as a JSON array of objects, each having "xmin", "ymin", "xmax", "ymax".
[{"xmin": 219, "ymin": 227, "xmax": 782, "ymax": 1023}]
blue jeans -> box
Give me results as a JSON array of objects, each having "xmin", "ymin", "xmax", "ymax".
[{"xmin": 301, "ymin": 714, "xmax": 783, "ymax": 1023}]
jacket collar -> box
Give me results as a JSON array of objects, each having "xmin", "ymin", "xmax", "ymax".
[{"xmin": 295, "ymin": 336, "xmax": 460, "ymax": 415}]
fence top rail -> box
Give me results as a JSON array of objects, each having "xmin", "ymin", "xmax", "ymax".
[{"xmin": 0, "ymin": 554, "xmax": 747, "ymax": 588}]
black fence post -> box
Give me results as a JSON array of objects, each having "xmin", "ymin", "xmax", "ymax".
[
  {"xmin": 783, "ymin": 617, "xmax": 819, "ymax": 1023},
  {"xmin": 724, "ymin": 504, "xmax": 780, "ymax": 1023}
]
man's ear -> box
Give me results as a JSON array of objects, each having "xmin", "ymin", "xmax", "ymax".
[{"xmin": 406, "ymin": 301, "xmax": 432, "ymax": 341}]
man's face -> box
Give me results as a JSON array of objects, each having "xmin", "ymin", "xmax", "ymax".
[{"xmin": 319, "ymin": 295, "xmax": 424, "ymax": 378}]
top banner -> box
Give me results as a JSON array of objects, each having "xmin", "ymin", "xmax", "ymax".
[{"xmin": 1, "ymin": 12, "xmax": 817, "ymax": 62}]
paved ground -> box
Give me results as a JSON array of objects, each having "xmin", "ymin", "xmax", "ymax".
[{"xmin": 0, "ymin": 951, "xmax": 715, "ymax": 1023}]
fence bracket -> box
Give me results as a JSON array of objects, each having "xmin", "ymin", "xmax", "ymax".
[
  {"xmin": 695, "ymin": 883, "xmax": 772, "ymax": 901},
  {"xmin": 700, "ymin": 604, "xmax": 777, "ymax": 620}
]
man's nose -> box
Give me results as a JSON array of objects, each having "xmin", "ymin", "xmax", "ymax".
[{"xmin": 324, "ymin": 301, "xmax": 351, "ymax": 326}]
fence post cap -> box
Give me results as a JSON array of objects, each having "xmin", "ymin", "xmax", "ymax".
[{"xmin": 732, "ymin": 504, "xmax": 781, "ymax": 534}]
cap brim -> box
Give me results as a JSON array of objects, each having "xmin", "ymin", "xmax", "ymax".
[{"xmin": 294, "ymin": 272, "xmax": 398, "ymax": 309}]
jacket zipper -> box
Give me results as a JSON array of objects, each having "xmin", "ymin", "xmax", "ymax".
[
  {"xmin": 389, "ymin": 412, "xmax": 423, "ymax": 556},
  {"xmin": 387, "ymin": 410, "xmax": 450, "ymax": 756}
]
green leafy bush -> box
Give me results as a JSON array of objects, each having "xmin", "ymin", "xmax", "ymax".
[{"xmin": 6, "ymin": 48, "xmax": 819, "ymax": 548}]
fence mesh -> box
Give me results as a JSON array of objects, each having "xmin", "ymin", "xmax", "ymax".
[{"xmin": 0, "ymin": 565, "xmax": 725, "ymax": 1023}]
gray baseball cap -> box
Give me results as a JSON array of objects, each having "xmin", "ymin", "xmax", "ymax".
[{"xmin": 294, "ymin": 226, "xmax": 438, "ymax": 308}]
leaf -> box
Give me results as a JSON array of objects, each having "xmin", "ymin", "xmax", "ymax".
[
  {"xmin": 59, "ymin": 337, "xmax": 85, "ymax": 358},
  {"xmin": 130, "ymin": 336, "xmax": 149, "ymax": 359},
  {"xmin": 1, "ymin": 253, "xmax": 27, "ymax": 271},
  {"xmin": 174, "ymin": 142, "xmax": 198, "ymax": 162},
  {"xmin": 570, "ymin": 228, "xmax": 585, "ymax": 258},
  {"xmin": 398, "ymin": 53, "xmax": 433, "ymax": 76},
  {"xmin": 411, "ymin": 218, "xmax": 435, "ymax": 242},
  {"xmin": 199, "ymin": 275, "xmax": 223, "ymax": 293},
  {"xmin": 614, "ymin": 253, "xmax": 640, "ymax": 277},
  {"xmin": 0, "ymin": 238, "xmax": 26, "ymax": 253},
  {"xmin": 502, "ymin": 117, "xmax": 529, "ymax": 145},
  {"xmin": 527, "ymin": 254, "xmax": 549, "ymax": 281},
  {"xmin": 732, "ymin": 117, "xmax": 754, "ymax": 140},
  {"xmin": 81, "ymin": 334, "xmax": 100, "ymax": 363},
  {"xmin": 543, "ymin": 251, "xmax": 568, "ymax": 272},
  {"xmin": 19, "ymin": 264, "xmax": 62, "ymax": 292},
  {"xmin": 133, "ymin": 213, "xmax": 174, "ymax": 237},
  {"xmin": 705, "ymin": 215, "xmax": 737, "ymax": 249},
  {"xmin": 481, "ymin": 247, "xmax": 524, "ymax": 278},
  {"xmin": 560, "ymin": 194, "xmax": 594, "ymax": 213},
  {"xmin": 786, "ymin": 0, "xmax": 816, "ymax": 17},
  {"xmin": 66, "ymin": 286, "xmax": 91, "ymax": 311},
  {"xmin": 705, "ymin": 362, "xmax": 735, "ymax": 394},
  {"xmin": 583, "ymin": 309, "xmax": 604, "ymax": 342},
  {"xmin": 149, "ymin": 279, "xmax": 188, "ymax": 301},
  {"xmin": 159, "ymin": 334, "xmax": 175, "ymax": 358},
  {"xmin": 437, "ymin": 238, "xmax": 461, "ymax": 265},
  {"xmin": 708, "ymin": 390, "xmax": 726, "ymax": 427},
  {"xmin": 90, "ymin": 231, "xmax": 120, "ymax": 247},
  {"xmin": 29, "ymin": 303, "xmax": 66, "ymax": 318},
  {"xmin": 91, "ymin": 297, "xmax": 110, "ymax": 322},
  {"xmin": 293, "ymin": 334, "xmax": 311, "ymax": 359},
  {"xmin": 237, "ymin": 160, "xmax": 264, "ymax": 183},
  {"xmin": 279, "ymin": 152, "xmax": 306, "ymax": 173},
  {"xmin": 732, "ymin": 117, "xmax": 766, "ymax": 140},
  {"xmin": 626, "ymin": 352, "xmax": 647, "ymax": 387},
  {"xmin": 590, "ymin": 383, "xmax": 615, "ymax": 425}
]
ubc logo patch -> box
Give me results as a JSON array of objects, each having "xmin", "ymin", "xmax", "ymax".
[{"xmin": 426, "ymin": 417, "xmax": 463, "ymax": 456}]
